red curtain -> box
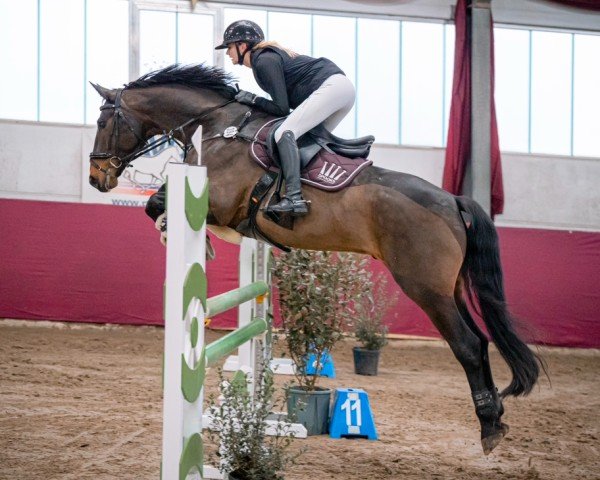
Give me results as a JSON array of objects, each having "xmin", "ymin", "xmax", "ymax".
[
  {"xmin": 543, "ymin": 0, "xmax": 600, "ymax": 11},
  {"xmin": 2, "ymin": 198, "xmax": 600, "ymax": 347},
  {"xmin": 442, "ymin": 0, "xmax": 504, "ymax": 217}
]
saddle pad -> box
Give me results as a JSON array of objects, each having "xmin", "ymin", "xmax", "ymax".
[{"xmin": 250, "ymin": 119, "xmax": 372, "ymax": 192}]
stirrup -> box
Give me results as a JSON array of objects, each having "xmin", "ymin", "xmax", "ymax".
[{"xmin": 265, "ymin": 196, "xmax": 309, "ymax": 217}]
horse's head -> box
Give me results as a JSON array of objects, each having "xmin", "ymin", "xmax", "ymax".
[
  {"xmin": 89, "ymin": 84, "xmax": 148, "ymax": 192},
  {"xmin": 88, "ymin": 64, "xmax": 248, "ymax": 194}
]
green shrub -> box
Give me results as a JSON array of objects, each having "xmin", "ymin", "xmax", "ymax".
[
  {"xmin": 271, "ymin": 249, "xmax": 370, "ymax": 390},
  {"xmin": 354, "ymin": 273, "xmax": 398, "ymax": 350},
  {"xmin": 207, "ymin": 356, "xmax": 300, "ymax": 480}
]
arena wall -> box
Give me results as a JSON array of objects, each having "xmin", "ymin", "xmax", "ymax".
[{"xmin": 1, "ymin": 121, "xmax": 598, "ymax": 347}]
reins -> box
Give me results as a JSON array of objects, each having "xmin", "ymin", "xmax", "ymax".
[{"xmin": 89, "ymin": 89, "xmax": 237, "ymax": 178}]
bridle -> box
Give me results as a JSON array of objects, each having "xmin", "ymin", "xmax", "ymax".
[{"xmin": 89, "ymin": 87, "xmax": 236, "ymax": 190}]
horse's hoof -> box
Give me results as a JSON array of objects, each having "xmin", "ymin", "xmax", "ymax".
[{"xmin": 481, "ymin": 423, "xmax": 509, "ymax": 455}]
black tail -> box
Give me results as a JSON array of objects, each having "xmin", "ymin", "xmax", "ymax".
[{"xmin": 456, "ymin": 196, "xmax": 543, "ymax": 398}]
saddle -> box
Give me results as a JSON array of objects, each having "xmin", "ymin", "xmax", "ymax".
[
  {"xmin": 251, "ymin": 118, "xmax": 374, "ymax": 192},
  {"xmin": 237, "ymin": 118, "xmax": 375, "ymax": 250},
  {"xmin": 266, "ymin": 118, "xmax": 374, "ymax": 166}
]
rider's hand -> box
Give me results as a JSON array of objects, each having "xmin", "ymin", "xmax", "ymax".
[
  {"xmin": 235, "ymin": 90, "xmax": 257, "ymax": 106},
  {"xmin": 155, "ymin": 212, "xmax": 167, "ymax": 246}
]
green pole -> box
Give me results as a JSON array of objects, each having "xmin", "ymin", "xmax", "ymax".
[
  {"xmin": 205, "ymin": 318, "xmax": 268, "ymax": 366},
  {"xmin": 206, "ymin": 281, "xmax": 268, "ymax": 318}
]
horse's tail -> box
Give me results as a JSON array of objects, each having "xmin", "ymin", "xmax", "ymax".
[{"xmin": 456, "ymin": 196, "xmax": 542, "ymax": 398}]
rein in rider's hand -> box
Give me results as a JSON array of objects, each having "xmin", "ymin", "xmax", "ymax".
[{"xmin": 235, "ymin": 90, "xmax": 257, "ymax": 106}]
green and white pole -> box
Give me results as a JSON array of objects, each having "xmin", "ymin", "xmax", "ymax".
[{"xmin": 162, "ymin": 157, "xmax": 209, "ymax": 480}]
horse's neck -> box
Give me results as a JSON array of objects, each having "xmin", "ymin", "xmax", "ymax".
[
  {"xmin": 136, "ymin": 87, "xmax": 266, "ymax": 227},
  {"xmin": 136, "ymin": 87, "xmax": 218, "ymax": 136}
]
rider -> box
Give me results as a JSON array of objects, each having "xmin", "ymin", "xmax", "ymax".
[{"xmin": 215, "ymin": 20, "xmax": 356, "ymax": 217}]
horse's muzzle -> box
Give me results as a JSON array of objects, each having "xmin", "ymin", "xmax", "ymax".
[{"xmin": 89, "ymin": 175, "xmax": 109, "ymax": 192}]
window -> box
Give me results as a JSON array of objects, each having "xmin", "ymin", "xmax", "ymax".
[
  {"xmin": 140, "ymin": 10, "xmax": 177, "ymax": 75},
  {"xmin": 177, "ymin": 13, "xmax": 214, "ymax": 66},
  {"xmin": 443, "ymin": 25, "xmax": 455, "ymax": 145},
  {"xmin": 268, "ymin": 11, "xmax": 311, "ymax": 56},
  {"xmin": 494, "ymin": 27, "xmax": 530, "ymax": 153},
  {"xmin": 39, "ymin": 0, "xmax": 85, "ymax": 123},
  {"xmin": 401, "ymin": 21, "xmax": 445, "ymax": 147},
  {"xmin": 0, "ymin": 0, "xmax": 38, "ymax": 120},
  {"xmin": 1, "ymin": 0, "xmax": 597, "ymax": 159},
  {"xmin": 138, "ymin": 9, "xmax": 214, "ymax": 88},
  {"xmin": 86, "ymin": 0, "xmax": 129, "ymax": 124},
  {"xmin": 313, "ymin": 15, "xmax": 356, "ymax": 138},
  {"xmin": 357, "ymin": 18, "xmax": 400, "ymax": 144},
  {"xmin": 573, "ymin": 33, "xmax": 600, "ymax": 158},
  {"xmin": 530, "ymin": 31, "xmax": 572, "ymax": 156}
]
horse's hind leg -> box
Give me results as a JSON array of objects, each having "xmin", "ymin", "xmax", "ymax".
[
  {"xmin": 405, "ymin": 284, "xmax": 508, "ymax": 454},
  {"xmin": 454, "ymin": 279, "xmax": 509, "ymax": 453}
]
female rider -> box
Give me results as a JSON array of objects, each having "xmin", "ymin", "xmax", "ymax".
[{"xmin": 215, "ymin": 20, "xmax": 356, "ymax": 217}]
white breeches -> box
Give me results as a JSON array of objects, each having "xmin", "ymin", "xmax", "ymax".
[{"xmin": 274, "ymin": 74, "xmax": 355, "ymax": 142}]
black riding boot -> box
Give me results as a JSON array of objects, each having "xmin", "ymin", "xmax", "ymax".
[{"xmin": 267, "ymin": 130, "xmax": 309, "ymax": 217}]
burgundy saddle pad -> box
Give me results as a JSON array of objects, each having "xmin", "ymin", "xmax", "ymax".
[{"xmin": 250, "ymin": 119, "xmax": 372, "ymax": 192}]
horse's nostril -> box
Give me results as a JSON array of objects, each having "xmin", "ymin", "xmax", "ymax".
[{"xmin": 89, "ymin": 176, "xmax": 97, "ymax": 187}]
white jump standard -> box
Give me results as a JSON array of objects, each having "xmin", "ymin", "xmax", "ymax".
[{"xmin": 161, "ymin": 160, "xmax": 304, "ymax": 480}]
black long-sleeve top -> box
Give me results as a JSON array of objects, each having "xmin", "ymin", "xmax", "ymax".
[{"xmin": 249, "ymin": 46, "xmax": 344, "ymax": 116}]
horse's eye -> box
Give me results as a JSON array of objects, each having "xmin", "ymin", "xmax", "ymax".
[{"xmin": 98, "ymin": 120, "xmax": 107, "ymax": 129}]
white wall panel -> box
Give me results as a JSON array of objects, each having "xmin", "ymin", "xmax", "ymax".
[
  {"xmin": 495, "ymin": 153, "xmax": 600, "ymax": 231},
  {"xmin": 0, "ymin": 121, "xmax": 87, "ymax": 201}
]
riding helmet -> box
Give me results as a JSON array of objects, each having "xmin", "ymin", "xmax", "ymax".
[{"xmin": 215, "ymin": 20, "xmax": 265, "ymax": 50}]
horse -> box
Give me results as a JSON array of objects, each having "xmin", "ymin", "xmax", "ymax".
[{"xmin": 88, "ymin": 64, "xmax": 543, "ymax": 454}]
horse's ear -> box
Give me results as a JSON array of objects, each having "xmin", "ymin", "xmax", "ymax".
[{"xmin": 90, "ymin": 82, "xmax": 115, "ymax": 102}]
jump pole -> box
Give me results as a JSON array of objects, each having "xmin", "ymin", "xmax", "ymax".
[
  {"xmin": 205, "ymin": 318, "xmax": 268, "ymax": 366},
  {"xmin": 222, "ymin": 238, "xmax": 296, "ymax": 376}
]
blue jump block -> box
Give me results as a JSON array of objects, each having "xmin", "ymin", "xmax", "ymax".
[
  {"xmin": 304, "ymin": 351, "xmax": 336, "ymax": 378},
  {"xmin": 329, "ymin": 388, "xmax": 378, "ymax": 440}
]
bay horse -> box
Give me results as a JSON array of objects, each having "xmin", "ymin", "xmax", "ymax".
[{"xmin": 88, "ymin": 64, "xmax": 542, "ymax": 454}]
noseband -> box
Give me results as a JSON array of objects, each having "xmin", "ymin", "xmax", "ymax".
[{"xmin": 89, "ymin": 88, "xmax": 236, "ymax": 190}]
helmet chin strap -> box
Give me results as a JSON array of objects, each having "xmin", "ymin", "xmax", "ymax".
[{"xmin": 235, "ymin": 42, "xmax": 251, "ymax": 66}]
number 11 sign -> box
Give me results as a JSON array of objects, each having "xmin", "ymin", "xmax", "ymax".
[{"xmin": 329, "ymin": 388, "xmax": 378, "ymax": 440}]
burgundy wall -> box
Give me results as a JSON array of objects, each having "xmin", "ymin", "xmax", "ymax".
[{"xmin": 1, "ymin": 199, "xmax": 599, "ymax": 348}]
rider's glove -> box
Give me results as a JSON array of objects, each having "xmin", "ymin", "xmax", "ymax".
[
  {"xmin": 235, "ymin": 90, "xmax": 257, "ymax": 106},
  {"xmin": 155, "ymin": 212, "xmax": 167, "ymax": 246}
]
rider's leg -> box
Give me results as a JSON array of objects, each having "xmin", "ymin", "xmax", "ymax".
[
  {"xmin": 268, "ymin": 130, "xmax": 309, "ymax": 216},
  {"xmin": 268, "ymin": 75, "xmax": 355, "ymax": 216},
  {"xmin": 273, "ymin": 74, "xmax": 355, "ymax": 143},
  {"xmin": 321, "ymin": 83, "xmax": 355, "ymax": 132}
]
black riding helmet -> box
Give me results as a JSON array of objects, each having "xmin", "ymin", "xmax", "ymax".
[{"xmin": 215, "ymin": 20, "xmax": 265, "ymax": 65}]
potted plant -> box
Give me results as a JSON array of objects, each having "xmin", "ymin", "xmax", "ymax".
[
  {"xmin": 206, "ymin": 357, "xmax": 299, "ymax": 480},
  {"xmin": 352, "ymin": 272, "xmax": 398, "ymax": 376},
  {"xmin": 271, "ymin": 249, "xmax": 369, "ymax": 435}
]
